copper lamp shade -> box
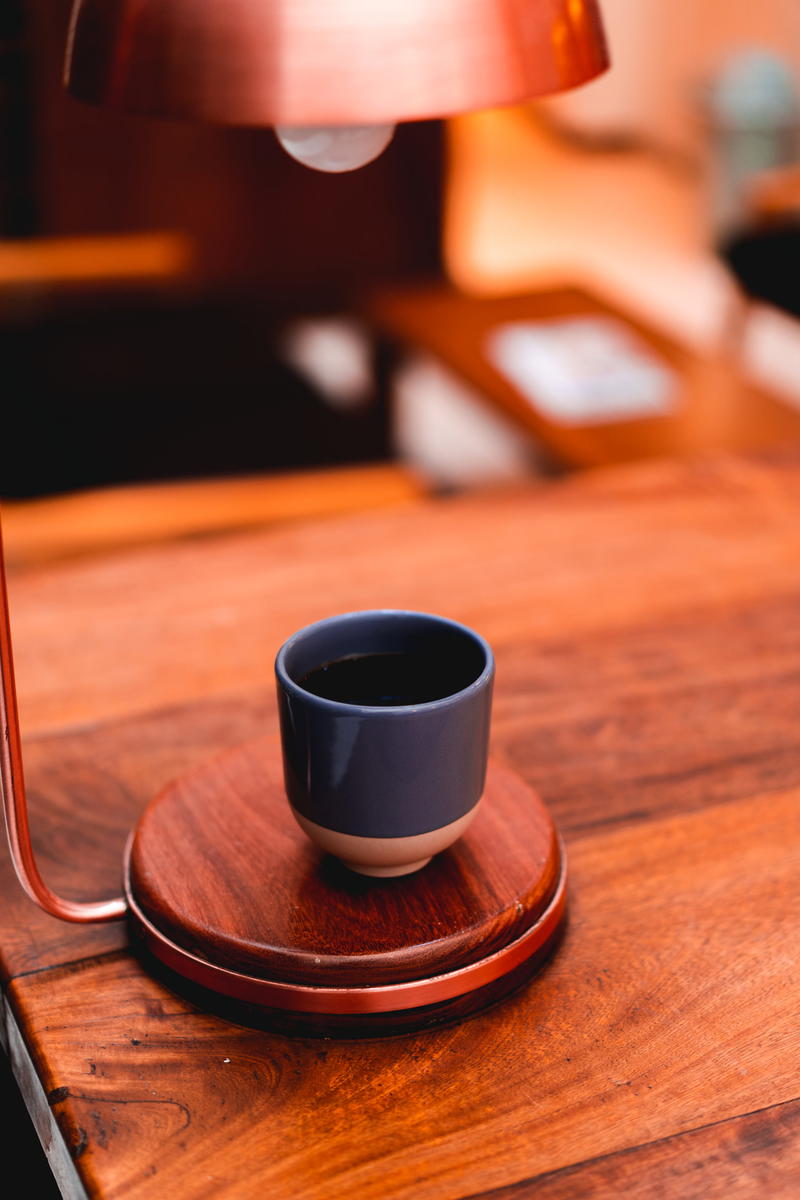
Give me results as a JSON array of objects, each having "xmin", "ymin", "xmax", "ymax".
[{"xmin": 65, "ymin": 0, "xmax": 609, "ymax": 127}]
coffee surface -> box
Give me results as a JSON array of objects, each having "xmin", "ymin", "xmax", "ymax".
[{"xmin": 298, "ymin": 651, "xmax": 476, "ymax": 707}]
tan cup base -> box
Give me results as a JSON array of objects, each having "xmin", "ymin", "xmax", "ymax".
[{"xmin": 290, "ymin": 803, "xmax": 481, "ymax": 877}]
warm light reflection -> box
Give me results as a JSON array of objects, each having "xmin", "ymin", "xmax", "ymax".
[
  {"xmin": 443, "ymin": 107, "xmax": 736, "ymax": 349},
  {"xmin": 0, "ymin": 232, "xmax": 192, "ymax": 286}
]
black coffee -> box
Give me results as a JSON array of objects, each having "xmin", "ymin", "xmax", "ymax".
[{"xmin": 298, "ymin": 650, "xmax": 476, "ymax": 707}]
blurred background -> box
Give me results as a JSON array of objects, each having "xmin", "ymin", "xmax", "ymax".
[{"xmin": 3, "ymin": 0, "xmax": 800, "ymax": 561}]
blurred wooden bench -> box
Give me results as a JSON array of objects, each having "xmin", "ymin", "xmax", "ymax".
[{"xmin": 0, "ymin": 232, "xmax": 192, "ymax": 291}]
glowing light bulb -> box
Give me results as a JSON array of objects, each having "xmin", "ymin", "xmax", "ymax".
[{"xmin": 274, "ymin": 124, "xmax": 396, "ymax": 173}]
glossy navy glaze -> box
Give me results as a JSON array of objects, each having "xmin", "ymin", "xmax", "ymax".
[{"xmin": 275, "ymin": 610, "xmax": 494, "ymax": 839}]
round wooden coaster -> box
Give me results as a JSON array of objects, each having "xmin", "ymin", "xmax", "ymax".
[{"xmin": 126, "ymin": 738, "xmax": 567, "ymax": 1034}]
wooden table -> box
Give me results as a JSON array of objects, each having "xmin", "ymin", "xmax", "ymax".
[
  {"xmin": 368, "ymin": 284, "xmax": 800, "ymax": 470},
  {"xmin": 3, "ymin": 449, "xmax": 800, "ymax": 1198}
]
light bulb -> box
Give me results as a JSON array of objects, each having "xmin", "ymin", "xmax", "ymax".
[{"xmin": 274, "ymin": 124, "xmax": 396, "ymax": 173}]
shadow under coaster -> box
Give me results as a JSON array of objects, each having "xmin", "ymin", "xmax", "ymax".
[{"xmin": 125, "ymin": 739, "xmax": 567, "ymax": 1035}]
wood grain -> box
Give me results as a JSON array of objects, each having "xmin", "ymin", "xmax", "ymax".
[
  {"xmin": 8, "ymin": 448, "xmax": 800, "ymax": 739},
  {"xmin": 2, "ymin": 995, "xmax": 85, "ymax": 1200},
  {"xmin": 6, "ymin": 787, "xmax": 800, "ymax": 1200},
  {"xmin": 4, "ymin": 450, "xmax": 800, "ymax": 1198},
  {"xmin": 477, "ymin": 1099, "xmax": 800, "ymax": 1199},
  {"xmin": 128, "ymin": 745, "xmax": 561, "ymax": 987},
  {"xmin": 0, "ymin": 694, "xmax": 277, "ymax": 983},
  {"xmin": 6, "ymin": 567, "xmax": 800, "ymax": 985}
]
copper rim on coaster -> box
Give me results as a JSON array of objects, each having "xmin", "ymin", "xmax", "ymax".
[{"xmin": 124, "ymin": 838, "xmax": 568, "ymax": 1016}]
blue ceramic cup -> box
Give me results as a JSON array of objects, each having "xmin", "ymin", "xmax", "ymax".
[{"xmin": 275, "ymin": 610, "xmax": 494, "ymax": 876}]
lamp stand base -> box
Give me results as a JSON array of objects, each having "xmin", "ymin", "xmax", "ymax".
[{"xmin": 125, "ymin": 739, "xmax": 567, "ymax": 1035}]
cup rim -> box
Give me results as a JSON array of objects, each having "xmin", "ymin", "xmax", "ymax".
[{"xmin": 275, "ymin": 608, "xmax": 494, "ymax": 714}]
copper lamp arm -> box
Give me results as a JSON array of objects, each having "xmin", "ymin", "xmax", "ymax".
[{"xmin": 0, "ymin": 515, "xmax": 126, "ymax": 923}]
